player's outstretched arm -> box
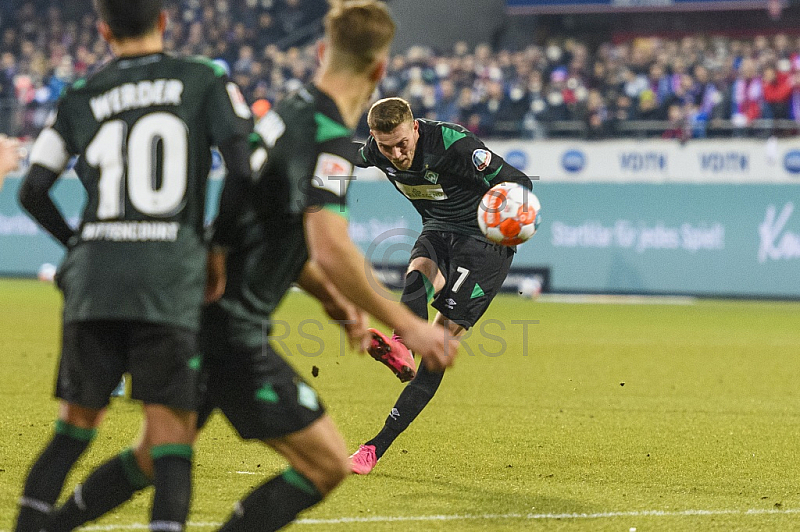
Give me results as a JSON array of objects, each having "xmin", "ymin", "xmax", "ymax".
[
  {"xmin": 304, "ymin": 208, "xmax": 458, "ymax": 371},
  {"xmin": 297, "ymin": 259, "xmax": 370, "ymax": 352}
]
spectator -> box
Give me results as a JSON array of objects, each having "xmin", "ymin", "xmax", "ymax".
[
  {"xmin": 731, "ymin": 58, "xmax": 763, "ymax": 126},
  {"xmin": 662, "ymin": 103, "xmax": 688, "ymax": 141},
  {"xmin": 762, "ymin": 64, "xmax": 792, "ymax": 120}
]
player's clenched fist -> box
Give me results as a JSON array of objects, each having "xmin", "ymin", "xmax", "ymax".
[{"xmin": 396, "ymin": 319, "xmax": 459, "ymax": 372}]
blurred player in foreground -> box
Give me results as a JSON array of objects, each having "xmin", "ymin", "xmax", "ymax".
[
  {"xmin": 14, "ymin": 0, "xmax": 253, "ymax": 529},
  {"xmin": 350, "ymin": 97, "xmax": 532, "ymax": 474},
  {"xmin": 0, "ymin": 134, "xmax": 22, "ymax": 188},
  {"xmin": 37, "ymin": 1, "xmax": 458, "ymax": 531},
  {"xmin": 196, "ymin": 2, "xmax": 456, "ymax": 528}
]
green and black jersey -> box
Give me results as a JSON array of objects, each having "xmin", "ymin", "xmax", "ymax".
[
  {"xmin": 29, "ymin": 53, "xmax": 253, "ymax": 330},
  {"xmin": 217, "ymin": 84, "xmax": 356, "ymax": 328},
  {"xmin": 358, "ymin": 118, "xmax": 532, "ymax": 238}
]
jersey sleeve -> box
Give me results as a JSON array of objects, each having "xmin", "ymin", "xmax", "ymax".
[
  {"xmin": 302, "ymin": 137, "xmax": 358, "ymax": 216},
  {"xmin": 449, "ymin": 133, "xmax": 533, "ymax": 191},
  {"xmin": 43, "ymin": 96, "xmax": 79, "ymax": 165},
  {"xmin": 205, "ymin": 73, "xmax": 254, "ymax": 146}
]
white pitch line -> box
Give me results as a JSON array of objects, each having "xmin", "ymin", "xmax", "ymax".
[
  {"xmin": 296, "ymin": 508, "xmax": 800, "ymax": 524},
  {"xmin": 2, "ymin": 506, "xmax": 796, "ymax": 531}
]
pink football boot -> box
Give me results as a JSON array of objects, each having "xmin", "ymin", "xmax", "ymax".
[
  {"xmin": 350, "ymin": 444, "xmax": 377, "ymax": 475},
  {"xmin": 366, "ymin": 328, "xmax": 416, "ymax": 382}
]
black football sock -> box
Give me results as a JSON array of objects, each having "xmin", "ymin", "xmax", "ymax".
[
  {"xmin": 48, "ymin": 448, "xmax": 151, "ymax": 531},
  {"xmin": 399, "ymin": 270, "xmax": 432, "ymax": 322},
  {"xmin": 366, "ymin": 361, "xmax": 445, "ymax": 459},
  {"xmin": 15, "ymin": 420, "xmax": 96, "ymax": 532},
  {"xmin": 150, "ymin": 444, "xmax": 193, "ymax": 532},
  {"xmin": 218, "ymin": 468, "xmax": 323, "ymax": 532}
]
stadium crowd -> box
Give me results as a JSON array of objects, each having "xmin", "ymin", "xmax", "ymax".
[{"xmin": 2, "ymin": 0, "xmax": 800, "ymax": 140}]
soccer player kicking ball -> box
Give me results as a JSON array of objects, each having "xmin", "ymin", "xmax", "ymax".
[
  {"xmin": 350, "ymin": 97, "xmax": 533, "ymax": 474},
  {"xmin": 13, "ymin": 0, "xmax": 253, "ymax": 530}
]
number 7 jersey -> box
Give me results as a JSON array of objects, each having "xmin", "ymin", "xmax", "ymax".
[{"xmin": 30, "ymin": 53, "xmax": 253, "ymax": 330}]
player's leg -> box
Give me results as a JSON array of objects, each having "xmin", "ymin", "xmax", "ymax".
[
  {"xmin": 144, "ymin": 404, "xmax": 197, "ymax": 531},
  {"xmin": 367, "ymin": 236, "xmax": 514, "ymax": 464},
  {"xmin": 15, "ymin": 403, "xmax": 102, "ymax": 532},
  {"xmin": 50, "ymin": 306, "xmax": 221, "ymax": 530},
  {"xmin": 127, "ymin": 323, "xmax": 200, "ymax": 531},
  {"xmin": 353, "ymin": 316, "xmax": 463, "ymax": 474},
  {"xmin": 46, "ymin": 442, "xmax": 152, "ymax": 532},
  {"xmin": 45, "ymin": 323, "xmax": 198, "ymax": 531},
  {"xmin": 367, "ymin": 233, "xmax": 446, "ymax": 381},
  {"xmin": 401, "ymin": 256, "xmax": 443, "ymax": 320},
  {"xmin": 15, "ymin": 321, "xmax": 125, "ymax": 532},
  {"xmin": 353, "ymin": 233, "xmax": 513, "ymax": 474},
  {"xmin": 210, "ymin": 319, "xmax": 338, "ymax": 531},
  {"xmin": 218, "ymin": 415, "xmax": 349, "ymax": 531}
]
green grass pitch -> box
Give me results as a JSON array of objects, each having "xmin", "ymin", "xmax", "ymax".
[{"xmin": 2, "ymin": 278, "xmax": 800, "ymax": 531}]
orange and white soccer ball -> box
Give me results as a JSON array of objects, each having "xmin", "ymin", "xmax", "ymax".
[{"xmin": 477, "ymin": 182, "xmax": 541, "ymax": 246}]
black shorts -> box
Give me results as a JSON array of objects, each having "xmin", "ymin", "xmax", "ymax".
[
  {"xmin": 410, "ymin": 230, "xmax": 514, "ymax": 328},
  {"xmin": 58, "ymin": 320, "xmax": 199, "ymax": 411},
  {"xmin": 196, "ymin": 303, "xmax": 326, "ymax": 440}
]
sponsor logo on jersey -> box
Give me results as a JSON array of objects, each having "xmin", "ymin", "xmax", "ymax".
[
  {"xmin": 81, "ymin": 221, "xmax": 179, "ymax": 242},
  {"xmin": 784, "ymin": 150, "xmax": 800, "ymax": 174},
  {"xmin": 393, "ymin": 182, "xmax": 448, "ymax": 201},
  {"xmin": 389, "ymin": 408, "xmax": 400, "ymax": 420},
  {"xmin": 472, "ymin": 149, "xmax": 492, "ymax": 171},
  {"xmin": 444, "ymin": 298, "xmax": 457, "ymax": 309},
  {"xmin": 424, "ymin": 170, "xmax": 439, "ymax": 184},
  {"xmin": 312, "ymin": 153, "xmax": 354, "ymax": 197}
]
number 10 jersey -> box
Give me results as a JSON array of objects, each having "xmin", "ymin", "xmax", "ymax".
[{"xmin": 30, "ymin": 53, "xmax": 253, "ymax": 330}]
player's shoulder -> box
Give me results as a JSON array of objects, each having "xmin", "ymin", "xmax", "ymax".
[
  {"xmin": 360, "ymin": 135, "xmax": 382, "ymax": 165},
  {"xmin": 272, "ymin": 86, "xmax": 317, "ymax": 126},
  {"xmin": 183, "ymin": 55, "xmax": 231, "ymax": 79},
  {"xmin": 418, "ymin": 118, "xmax": 481, "ymax": 153}
]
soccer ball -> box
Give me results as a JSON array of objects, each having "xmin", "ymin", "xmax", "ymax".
[{"xmin": 477, "ymin": 182, "xmax": 541, "ymax": 246}]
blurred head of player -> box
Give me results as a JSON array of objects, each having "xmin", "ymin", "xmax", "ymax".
[
  {"xmin": 321, "ymin": 0, "xmax": 394, "ymax": 76},
  {"xmin": 93, "ymin": 0, "xmax": 166, "ymax": 55},
  {"xmin": 368, "ymin": 97, "xmax": 419, "ymax": 171}
]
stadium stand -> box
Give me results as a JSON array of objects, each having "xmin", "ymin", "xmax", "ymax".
[{"xmin": 2, "ymin": 0, "xmax": 800, "ymax": 140}]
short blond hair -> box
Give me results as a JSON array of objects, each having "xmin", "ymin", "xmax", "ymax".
[
  {"xmin": 324, "ymin": 1, "xmax": 395, "ymax": 72},
  {"xmin": 367, "ymin": 97, "xmax": 414, "ymax": 132}
]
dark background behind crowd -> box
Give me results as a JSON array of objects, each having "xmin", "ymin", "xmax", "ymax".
[{"xmin": 3, "ymin": 0, "xmax": 800, "ymax": 140}]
